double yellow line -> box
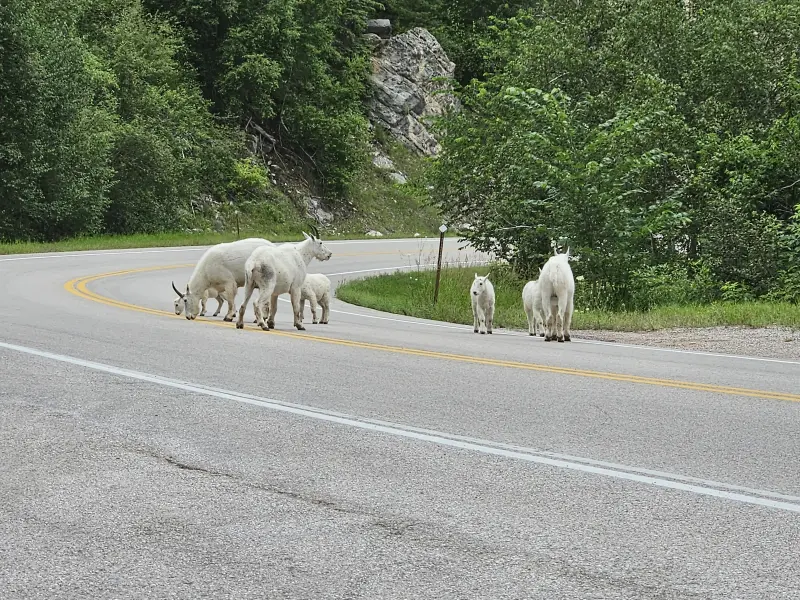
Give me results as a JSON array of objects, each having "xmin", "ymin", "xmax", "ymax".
[{"xmin": 64, "ymin": 266, "xmax": 800, "ymax": 403}]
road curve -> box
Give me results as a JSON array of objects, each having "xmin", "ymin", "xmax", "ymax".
[{"xmin": 1, "ymin": 237, "xmax": 799, "ymax": 599}]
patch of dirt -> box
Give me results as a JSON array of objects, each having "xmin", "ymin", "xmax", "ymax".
[{"xmin": 574, "ymin": 326, "xmax": 800, "ymax": 361}]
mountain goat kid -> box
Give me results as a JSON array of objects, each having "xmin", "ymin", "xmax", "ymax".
[
  {"xmin": 236, "ymin": 232, "xmax": 332, "ymax": 331},
  {"xmin": 173, "ymin": 287, "xmax": 228, "ymax": 317},
  {"xmin": 250, "ymin": 274, "xmax": 331, "ymax": 324},
  {"xmin": 172, "ymin": 237, "xmax": 274, "ymax": 321},
  {"xmin": 300, "ymin": 273, "xmax": 331, "ymax": 324},
  {"xmin": 470, "ymin": 273, "xmax": 495, "ymax": 334},
  {"xmin": 539, "ymin": 248, "xmax": 575, "ymax": 342},
  {"xmin": 521, "ymin": 269, "xmax": 545, "ymax": 337}
]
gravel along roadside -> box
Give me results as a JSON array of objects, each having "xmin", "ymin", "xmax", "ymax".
[{"xmin": 574, "ymin": 326, "xmax": 800, "ymax": 361}]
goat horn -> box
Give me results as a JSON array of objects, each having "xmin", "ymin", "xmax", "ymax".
[
  {"xmin": 309, "ymin": 223, "xmax": 320, "ymax": 238},
  {"xmin": 172, "ymin": 281, "xmax": 185, "ymax": 298}
]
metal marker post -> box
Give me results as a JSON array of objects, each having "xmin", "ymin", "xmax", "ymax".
[{"xmin": 433, "ymin": 224, "xmax": 447, "ymax": 304}]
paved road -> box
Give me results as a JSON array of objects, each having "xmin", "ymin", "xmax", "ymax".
[{"xmin": 1, "ymin": 237, "xmax": 799, "ymax": 599}]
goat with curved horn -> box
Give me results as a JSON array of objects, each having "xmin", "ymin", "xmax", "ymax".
[{"xmin": 172, "ymin": 281, "xmax": 185, "ymax": 298}]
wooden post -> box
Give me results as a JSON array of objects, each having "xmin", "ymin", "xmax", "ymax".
[{"xmin": 433, "ymin": 224, "xmax": 447, "ymax": 304}]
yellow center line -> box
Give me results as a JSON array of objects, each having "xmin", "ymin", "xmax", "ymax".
[{"xmin": 63, "ymin": 266, "xmax": 800, "ymax": 403}]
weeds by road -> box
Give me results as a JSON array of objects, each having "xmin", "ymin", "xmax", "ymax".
[{"xmin": 336, "ymin": 267, "xmax": 800, "ymax": 331}]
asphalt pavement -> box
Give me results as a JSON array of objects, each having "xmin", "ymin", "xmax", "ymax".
[{"xmin": 1, "ymin": 237, "xmax": 799, "ymax": 599}]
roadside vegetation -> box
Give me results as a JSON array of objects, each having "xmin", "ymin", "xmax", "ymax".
[
  {"xmin": 0, "ymin": 0, "xmax": 438, "ymax": 249},
  {"xmin": 335, "ymin": 267, "xmax": 800, "ymax": 331}
]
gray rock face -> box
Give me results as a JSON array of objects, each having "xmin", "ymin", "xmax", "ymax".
[
  {"xmin": 366, "ymin": 19, "xmax": 392, "ymax": 38},
  {"xmin": 305, "ymin": 196, "xmax": 333, "ymax": 226},
  {"xmin": 368, "ymin": 28, "xmax": 458, "ymax": 156}
]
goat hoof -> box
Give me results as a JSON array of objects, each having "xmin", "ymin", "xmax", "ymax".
[
  {"xmin": 235, "ymin": 322, "xmax": 243, "ymax": 330},
  {"xmin": 557, "ymin": 337, "xmax": 565, "ymax": 343},
  {"xmin": 473, "ymin": 329, "xmax": 478, "ymax": 333},
  {"xmin": 487, "ymin": 331, "xmax": 492, "ymax": 334},
  {"xmin": 259, "ymin": 324, "xmax": 270, "ymax": 331},
  {"xmin": 296, "ymin": 325, "xmax": 306, "ymax": 331},
  {"xmin": 312, "ymin": 320, "xmax": 318, "ymax": 324},
  {"xmin": 564, "ymin": 335, "xmax": 571, "ymax": 342},
  {"xmin": 529, "ymin": 333, "xmax": 535, "ymax": 336},
  {"xmin": 223, "ymin": 316, "xmax": 233, "ymax": 322},
  {"xmin": 267, "ymin": 322, "xmax": 275, "ymax": 330},
  {"xmin": 544, "ymin": 336, "xmax": 551, "ymax": 342},
  {"xmin": 480, "ymin": 331, "xmax": 486, "ymax": 335},
  {"xmin": 539, "ymin": 333, "xmax": 545, "ymax": 337}
]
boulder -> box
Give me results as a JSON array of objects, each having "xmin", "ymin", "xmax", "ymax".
[
  {"xmin": 366, "ymin": 19, "xmax": 392, "ymax": 38},
  {"xmin": 305, "ymin": 196, "xmax": 333, "ymax": 226},
  {"xmin": 368, "ymin": 28, "xmax": 458, "ymax": 156},
  {"xmin": 387, "ymin": 172, "xmax": 408, "ymax": 185}
]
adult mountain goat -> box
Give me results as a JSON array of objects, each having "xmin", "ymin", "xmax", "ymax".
[
  {"xmin": 539, "ymin": 249, "xmax": 575, "ymax": 342},
  {"xmin": 470, "ymin": 273, "xmax": 495, "ymax": 334},
  {"xmin": 172, "ymin": 237, "xmax": 274, "ymax": 321},
  {"xmin": 521, "ymin": 269, "xmax": 545, "ymax": 337},
  {"xmin": 235, "ymin": 232, "xmax": 332, "ymax": 331}
]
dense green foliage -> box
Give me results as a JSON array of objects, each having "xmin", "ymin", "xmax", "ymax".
[
  {"xmin": 144, "ymin": 0, "xmax": 378, "ymax": 194},
  {"xmin": 0, "ymin": 0, "xmax": 382, "ymax": 242},
  {"xmin": 425, "ymin": 0, "xmax": 800, "ymax": 308}
]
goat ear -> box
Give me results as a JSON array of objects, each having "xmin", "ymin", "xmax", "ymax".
[
  {"xmin": 484, "ymin": 272, "xmax": 490, "ymax": 281},
  {"xmin": 553, "ymin": 247, "xmax": 558, "ymax": 256},
  {"xmin": 538, "ymin": 267, "xmax": 542, "ymax": 275},
  {"xmin": 566, "ymin": 246, "xmax": 571, "ymax": 257},
  {"xmin": 474, "ymin": 273, "xmax": 478, "ymax": 279}
]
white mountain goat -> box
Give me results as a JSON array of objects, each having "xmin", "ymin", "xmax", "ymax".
[
  {"xmin": 539, "ymin": 248, "xmax": 575, "ymax": 342},
  {"xmin": 470, "ymin": 273, "xmax": 495, "ymax": 334},
  {"xmin": 173, "ymin": 287, "xmax": 229, "ymax": 317},
  {"xmin": 172, "ymin": 237, "xmax": 275, "ymax": 321},
  {"xmin": 301, "ymin": 273, "xmax": 331, "ymax": 324},
  {"xmin": 252, "ymin": 273, "xmax": 331, "ymax": 325},
  {"xmin": 235, "ymin": 232, "xmax": 332, "ymax": 331},
  {"xmin": 522, "ymin": 269, "xmax": 545, "ymax": 337}
]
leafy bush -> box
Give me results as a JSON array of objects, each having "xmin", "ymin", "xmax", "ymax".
[{"xmin": 429, "ymin": 0, "xmax": 800, "ymax": 310}]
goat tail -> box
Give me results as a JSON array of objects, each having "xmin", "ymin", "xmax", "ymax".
[{"xmin": 553, "ymin": 261, "xmax": 567, "ymax": 292}]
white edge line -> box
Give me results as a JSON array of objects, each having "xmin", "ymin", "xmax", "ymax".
[
  {"xmin": 1, "ymin": 340, "xmax": 798, "ymax": 513},
  {"xmin": 360, "ymin": 419, "xmax": 800, "ymax": 504}
]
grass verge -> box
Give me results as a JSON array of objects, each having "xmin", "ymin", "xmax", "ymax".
[{"xmin": 335, "ymin": 266, "xmax": 800, "ymax": 331}]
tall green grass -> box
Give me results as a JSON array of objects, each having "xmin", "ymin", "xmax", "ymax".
[{"xmin": 336, "ymin": 267, "xmax": 800, "ymax": 331}]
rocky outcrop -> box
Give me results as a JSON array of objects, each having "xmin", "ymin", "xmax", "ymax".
[
  {"xmin": 368, "ymin": 27, "xmax": 458, "ymax": 156},
  {"xmin": 366, "ymin": 19, "xmax": 392, "ymax": 38}
]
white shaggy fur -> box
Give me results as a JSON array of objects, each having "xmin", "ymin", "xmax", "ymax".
[
  {"xmin": 539, "ymin": 248, "xmax": 575, "ymax": 342},
  {"xmin": 470, "ymin": 273, "xmax": 495, "ymax": 334},
  {"xmin": 173, "ymin": 237, "xmax": 274, "ymax": 321},
  {"xmin": 235, "ymin": 233, "xmax": 332, "ymax": 331},
  {"xmin": 522, "ymin": 270, "xmax": 545, "ymax": 337},
  {"xmin": 250, "ymin": 274, "xmax": 331, "ymax": 324},
  {"xmin": 173, "ymin": 287, "xmax": 228, "ymax": 317},
  {"xmin": 300, "ymin": 273, "xmax": 331, "ymax": 324}
]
